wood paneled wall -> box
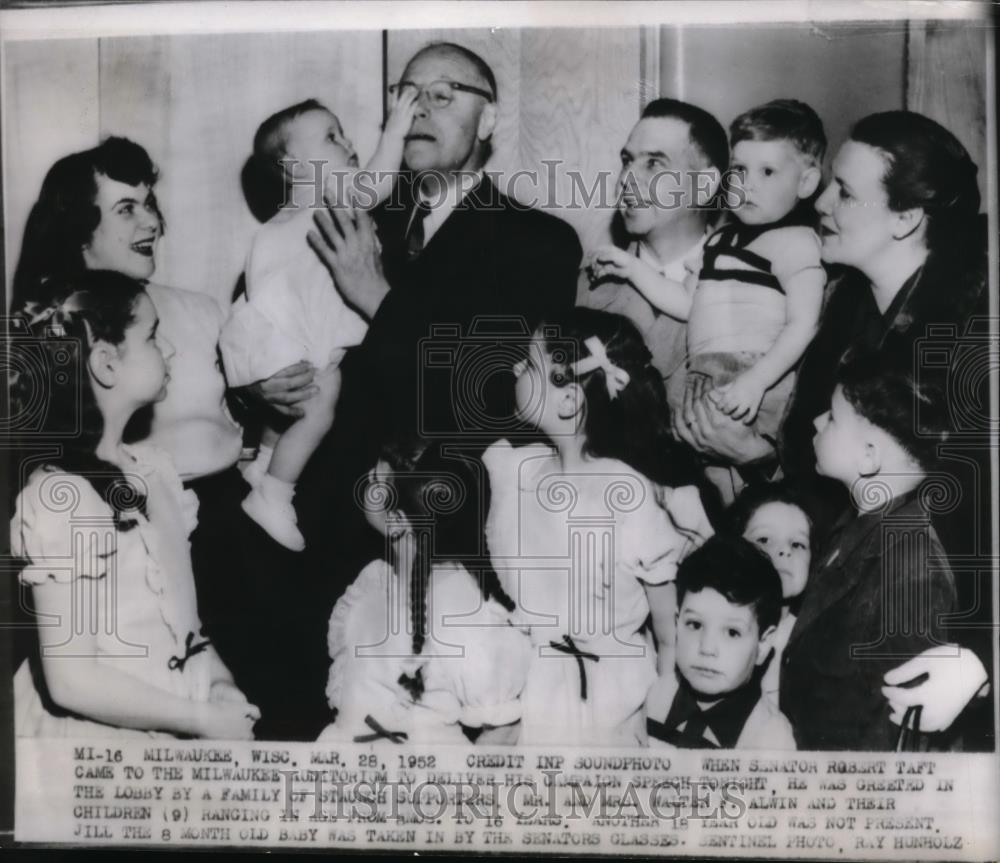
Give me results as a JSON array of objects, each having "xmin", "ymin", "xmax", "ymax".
[
  {"xmin": 907, "ymin": 21, "xmax": 989, "ymax": 203},
  {"xmin": 661, "ymin": 23, "xmax": 908, "ymax": 161}
]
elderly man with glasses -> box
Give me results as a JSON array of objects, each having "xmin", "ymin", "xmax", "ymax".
[
  {"xmin": 302, "ymin": 41, "xmax": 581, "ymax": 586},
  {"xmin": 310, "ymin": 42, "xmax": 580, "ymax": 441}
]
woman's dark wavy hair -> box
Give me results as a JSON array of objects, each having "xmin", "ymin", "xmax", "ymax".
[
  {"xmin": 850, "ymin": 111, "xmax": 980, "ymax": 255},
  {"xmin": 377, "ymin": 439, "xmax": 514, "ymax": 700},
  {"xmin": 9, "ymin": 270, "xmax": 151, "ymax": 530},
  {"xmin": 537, "ymin": 308, "xmax": 691, "ymax": 487},
  {"xmin": 12, "ymin": 137, "xmax": 163, "ymax": 310}
]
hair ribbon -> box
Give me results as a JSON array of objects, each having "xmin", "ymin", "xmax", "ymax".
[
  {"xmin": 571, "ymin": 336, "xmax": 630, "ymax": 399},
  {"xmin": 26, "ymin": 294, "xmax": 85, "ymax": 338}
]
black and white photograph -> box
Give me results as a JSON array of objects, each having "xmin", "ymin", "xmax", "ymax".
[{"xmin": 1, "ymin": 0, "xmax": 997, "ymax": 856}]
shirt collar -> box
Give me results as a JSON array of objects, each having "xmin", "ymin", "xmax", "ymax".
[
  {"xmin": 633, "ymin": 231, "xmax": 708, "ymax": 283},
  {"xmin": 649, "ymin": 669, "xmax": 763, "ymax": 748},
  {"xmin": 412, "ymin": 170, "xmax": 484, "ymax": 246}
]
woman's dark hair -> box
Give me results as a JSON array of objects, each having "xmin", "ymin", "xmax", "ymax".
[
  {"xmin": 676, "ymin": 534, "xmax": 783, "ymax": 634},
  {"xmin": 377, "ymin": 439, "xmax": 515, "ymax": 697},
  {"xmin": 850, "ymin": 110, "xmax": 980, "ymax": 254},
  {"xmin": 12, "ymin": 137, "xmax": 163, "ymax": 310},
  {"xmin": 537, "ymin": 308, "xmax": 679, "ymax": 484},
  {"xmin": 9, "ymin": 270, "xmax": 151, "ymax": 529},
  {"xmin": 837, "ymin": 351, "xmax": 950, "ymax": 473},
  {"xmin": 726, "ymin": 480, "xmax": 817, "ymax": 555}
]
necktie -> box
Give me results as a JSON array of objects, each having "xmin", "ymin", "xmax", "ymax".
[{"xmin": 406, "ymin": 199, "xmax": 432, "ymax": 260}]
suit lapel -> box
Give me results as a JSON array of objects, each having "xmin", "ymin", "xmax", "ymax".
[{"xmin": 786, "ymin": 511, "xmax": 881, "ymax": 650}]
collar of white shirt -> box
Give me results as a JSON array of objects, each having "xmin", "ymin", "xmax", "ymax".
[
  {"xmin": 633, "ymin": 232, "xmax": 707, "ymax": 283},
  {"xmin": 410, "ymin": 169, "xmax": 485, "ymax": 247}
]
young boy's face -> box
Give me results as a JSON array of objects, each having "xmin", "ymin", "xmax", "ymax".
[
  {"xmin": 728, "ymin": 138, "xmax": 819, "ymax": 226},
  {"xmin": 676, "ymin": 587, "xmax": 772, "ymax": 699},
  {"xmin": 812, "ymin": 386, "xmax": 870, "ymax": 486},
  {"xmin": 743, "ymin": 502, "xmax": 811, "ymax": 601}
]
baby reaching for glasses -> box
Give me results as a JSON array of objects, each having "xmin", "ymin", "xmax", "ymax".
[
  {"xmin": 591, "ymin": 99, "xmax": 827, "ymax": 442},
  {"xmin": 220, "ymin": 92, "xmax": 417, "ymax": 551}
]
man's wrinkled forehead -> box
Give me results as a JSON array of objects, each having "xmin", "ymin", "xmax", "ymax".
[
  {"xmin": 625, "ymin": 116, "xmax": 704, "ymax": 169},
  {"xmin": 403, "ymin": 46, "xmax": 490, "ymax": 90}
]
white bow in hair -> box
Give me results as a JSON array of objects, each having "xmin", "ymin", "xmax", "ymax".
[
  {"xmin": 571, "ymin": 336, "xmax": 631, "ymax": 399},
  {"xmin": 26, "ymin": 294, "xmax": 85, "ymax": 339}
]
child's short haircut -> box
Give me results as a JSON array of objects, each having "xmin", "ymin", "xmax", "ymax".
[
  {"xmin": 730, "ymin": 99, "xmax": 827, "ymax": 167},
  {"xmin": 676, "ymin": 535, "xmax": 783, "ymax": 633},
  {"xmin": 253, "ymin": 98, "xmax": 329, "ymax": 184},
  {"xmin": 837, "ymin": 352, "xmax": 950, "ymax": 473},
  {"xmin": 727, "ymin": 481, "xmax": 816, "ymax": 555}
]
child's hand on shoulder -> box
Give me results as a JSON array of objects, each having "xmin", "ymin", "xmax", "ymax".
[
  {"xmin": 383, "ymin": 85, "xmax": 419, "ymax": 140},
  {"xmin": 588, "ymin": 245, "xmax": 639, "ymax": 284},
  {"xmin": 196, "ymin": 699, "xmax": 260, "ymax": 740},
  {"xmin": 708, "ymin": 371, "xmax": 767, "ymax": 423}
]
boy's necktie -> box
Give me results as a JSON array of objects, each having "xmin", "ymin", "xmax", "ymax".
[{"xmin": 406, "ymin": 199, "xmax": 432, "ymax": 260}]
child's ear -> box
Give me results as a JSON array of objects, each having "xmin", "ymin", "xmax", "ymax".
[
  {"xmin": 555, "ymin": 382, "xmax": 585, "ymax": 421},
  {"xmin": 694, "ymin": 166, "xmax": 722, "ymax": 207},
  {"xmin": 87, "ymin": 341, "xmax": 119, "ymax": 389},
  {"xmin": 477, "ymin": 102, "xmax": 498, "ymax": 143},
  {"xmin": 857, "ymin": 440, "xmax": 882, "ymax": 478},
  {"xmin": 755, "ymin": 624, "xmax": 778, "ymax": 665},
  {"xmin": 388, "ymin": 509, "xmax": 413, "ymax": 539},
  {"xmin": 797, "ymin": 165, "xmax": 822, "ymax": 199}
]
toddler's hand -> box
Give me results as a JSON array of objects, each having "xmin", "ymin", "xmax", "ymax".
[
  {"xmin": 587, "ymin": 245, "xmax": 636, "ymax": 283},
  {"xmin": 708, "ymin": 372, "xmax": 766, "ymax": 423},
  {"xmin": 383, "ymin": 86, "xmax": 419, "ymax": 140},
  {"xmin": 196, "ymin": 699, "xmax": 260, "ymax": 740}
]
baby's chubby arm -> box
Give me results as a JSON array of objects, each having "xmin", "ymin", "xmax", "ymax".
[
  {"xmin": 588, "ymin": 245, "xmax": 692, "ymax": 321},
  {"xmin": 343, "ymin": 88, "xmax": 418, "ymax": 210},
  {"xmin": 711, "ymin": 256, "xmax": 824, "ymax": 422}
]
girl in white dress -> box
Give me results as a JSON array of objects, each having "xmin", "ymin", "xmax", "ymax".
[
  {"xmin": 484, "ymin": 308, "xmax": 713, "ymax": 746},
  {"xmin": 319, "ymin": 439, "xmax": 532, "ymax": 744},
  {"xmin": 10, "ymin": 271, "xmax": 258, "ymax": 738}
]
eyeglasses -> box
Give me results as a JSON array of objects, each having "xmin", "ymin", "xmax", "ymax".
[{"xmin": 388, "ymin": 79, "xmax": 494, "ymax": 109}]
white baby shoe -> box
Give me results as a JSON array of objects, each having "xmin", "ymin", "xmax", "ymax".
[{"xmin": 241, "ymin": 475, "xmax": 304, "ymax": 551}]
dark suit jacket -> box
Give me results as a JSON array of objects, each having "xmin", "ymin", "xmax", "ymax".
[
  {"xmin": 354, "ymin": 174, "xmax": 582, "ymax": 445},
  {"xmin": 780, "ymin": 493, "xmax": 957, "ymax": 751},
  {"xmin": 298, "ymin": 174, "xmax": 581, "ymax": 596}
]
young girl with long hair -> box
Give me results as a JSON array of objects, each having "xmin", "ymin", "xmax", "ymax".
[
  {"xmin": 484, "ymin": 307, "xmax": 713, "ymax": 745},
  {"xmin": 10, "ymin": 270, "xmax": 258, "ymax": 738},
  {"xmin": 319, "ymin": 439, "xmax": 531, "ymax": 744}
]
